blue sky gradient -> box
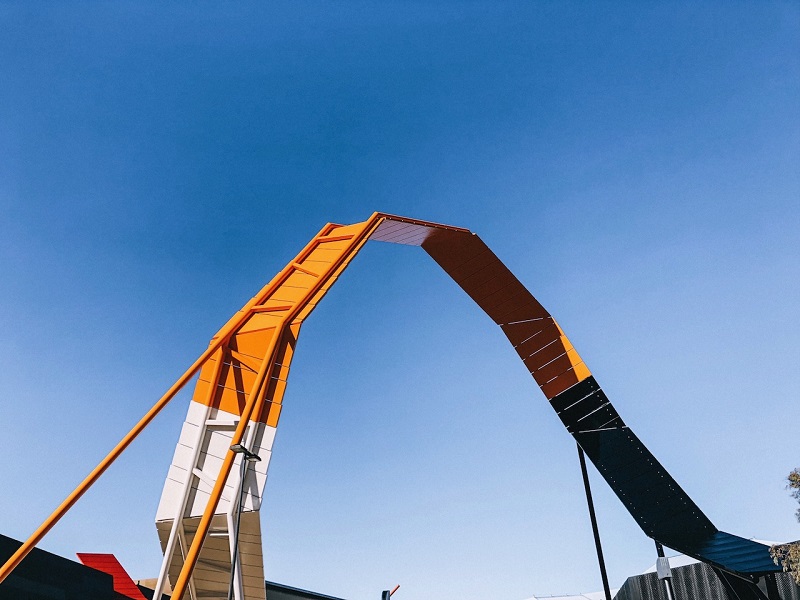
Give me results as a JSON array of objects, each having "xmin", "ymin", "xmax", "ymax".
[{"xmin": 1, "ymin": 3, "xmax": 799, "ymax": 598}]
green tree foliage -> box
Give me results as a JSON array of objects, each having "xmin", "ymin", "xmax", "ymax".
[
  {"xmin": 771, "ymin": 469, "xmax": 800, "ymax": 585},
  {"xmin": 790, "ymin": 469, "xmax": 800, "ymax": 522}
]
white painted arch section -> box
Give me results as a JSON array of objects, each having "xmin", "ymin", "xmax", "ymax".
[{"xmin": 155, "ymin": 398, "xmax": 278, "ymax": 600}]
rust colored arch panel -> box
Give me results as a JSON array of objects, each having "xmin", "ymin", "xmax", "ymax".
[{"xmin": 419, "ymin": 226, "xmax": 592, "ymax": 399}]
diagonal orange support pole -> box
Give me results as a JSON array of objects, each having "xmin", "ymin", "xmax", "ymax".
[
  {"xmin": 0, "ymin": 344, "xmax": 216, "ymax": 585},
  {"xmin": 0, "ymin": 220, "xmax": 344, "ymax": 585}
]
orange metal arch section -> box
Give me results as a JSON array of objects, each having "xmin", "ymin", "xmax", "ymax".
[{"xmin": 190, "ymin": 213, "xmax": 593, "ymax": 428}]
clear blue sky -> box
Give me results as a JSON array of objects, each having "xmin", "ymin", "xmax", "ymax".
[{"xmin": 1, "ymin": 2, "xmax": 798, "ymax": 599}]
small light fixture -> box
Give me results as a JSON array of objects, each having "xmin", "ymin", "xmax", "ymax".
[{"xmin": 230, "ymin": 444, "xmax": 261, "ymax": 462}]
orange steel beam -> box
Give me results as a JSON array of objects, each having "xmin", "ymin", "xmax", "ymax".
[
  {"xmin": 168, "ymin": 214, "xmax": 385, "ymax": 600},
  {"xmin": 0, "ymin": 220, "xmax": 338, "ymax": 586}
]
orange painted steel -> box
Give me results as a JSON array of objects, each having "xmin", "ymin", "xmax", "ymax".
[
  {"xmin": 190, "ymin": 219, "xmax": 378, "ymax": 424},
  {"xmin": 0, "ymin": 212, "xmax": 591, "ymax": 592}
]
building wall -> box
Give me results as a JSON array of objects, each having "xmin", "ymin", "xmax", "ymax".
[
  {"xmin": 0, "ymin": 534, "xmax": 113, "ymax": 600},
  {"xmin": 265, "ymin": 580, "xmax": 347, "ymax": 600},
  {"xmin": 615, "ymin": 562, "xmax": 800, "ymax": 600}
]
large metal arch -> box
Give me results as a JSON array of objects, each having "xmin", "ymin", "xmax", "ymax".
[{"xmin": 0, "ymin": 213, "xmax": 780, "ymax": 600}]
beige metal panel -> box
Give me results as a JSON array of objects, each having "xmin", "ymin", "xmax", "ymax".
[{"xmin": 157, "ymin": 513, "xmax": 265, "ymax": 600}]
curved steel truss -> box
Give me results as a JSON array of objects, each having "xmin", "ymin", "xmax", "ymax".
[{"xmin": 0, "ymin": 213, "xmax": 780, "ymax": 600}]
